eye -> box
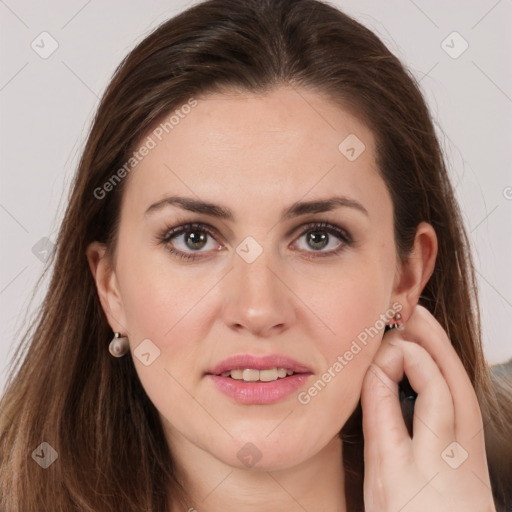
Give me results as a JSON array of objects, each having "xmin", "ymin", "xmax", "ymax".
[
  {"xmin": 158, "ymin": 222, "xmax": 223, "ymax": 261},
  {"xmin": 157, "ymin": 220, "xmax": 353, "ymax": 262},
  {"xmin": 291, "ymin": 222, "xmax": 352, "ymax": 256}
]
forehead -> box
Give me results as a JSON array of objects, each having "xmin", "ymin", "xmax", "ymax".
[{"xmin": 121, "ymin": 86, "xmax": 385, "ymax": 218}]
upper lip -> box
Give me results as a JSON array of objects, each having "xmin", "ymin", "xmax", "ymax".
[{"xmin": 207, "ymin": 354, "xmax": 313, "ymax": 376}]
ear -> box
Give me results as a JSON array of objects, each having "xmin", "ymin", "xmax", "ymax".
[
  {"xmin": 86, "ymin": 241, "xmax": 128, "ymax": 333},
  {"xmin": 391, "ymin": 222, "xmax": 438, "ymax": 322}
]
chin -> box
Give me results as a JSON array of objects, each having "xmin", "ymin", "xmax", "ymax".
[
  {"xmin": 225, "ymin": 449, "xmax": 311, "ymax": 473},
  {"xmin": 211, "ymin": 434, "xmax": 317, "ymax": 473}
]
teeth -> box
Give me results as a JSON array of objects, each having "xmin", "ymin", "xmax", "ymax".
[
  {"xmin": 259, "ymin": 369, "xmax": 278, "ymax": 382},
  {"xmin": 242, "ymin": 369, "xmax": 260, "ymax": 382},
  {"xmin": 230, "ymin": 369, "xmax": 243, "ymax": 379},
  {"xmin": 220, "ymin": 367, "xmax": 294, "ymax": 381}
]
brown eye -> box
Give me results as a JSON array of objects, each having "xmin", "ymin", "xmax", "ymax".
[
  {"xmin": 182, "ymin": 231, "xmax": 208, "ymax": 250},
  {"xmin": 305, "ymin": 230, "xmax": 330, "ymax": 250}
]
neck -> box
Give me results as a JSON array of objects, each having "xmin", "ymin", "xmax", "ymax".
[{"xmin": 168, "ymin": 435, "xmax": 346, "ymax": 512}]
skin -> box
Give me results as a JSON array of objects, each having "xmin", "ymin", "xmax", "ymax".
[
  {"xmin": 363, "ymin": 308, "xmax": 495, "ymax": 511},
  {"xmin": 87, "ymin": 86, "xmax": 495, "ymax": 511}
]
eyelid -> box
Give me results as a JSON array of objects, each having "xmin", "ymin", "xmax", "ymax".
[
  {"xmin": 160, "ymin": 222, "xmax": 223, "ymax": 243},
  {"xmin": 292, "ymin": 221, "xmax": 352, "ymax": 243}
]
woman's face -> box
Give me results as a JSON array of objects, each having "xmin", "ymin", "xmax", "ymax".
[{"xmin": 106, "ymin": 86, "xmax": 400, "ymax": 471}]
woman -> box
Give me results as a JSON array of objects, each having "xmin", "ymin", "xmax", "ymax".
[{"xmin": 1, "ymin": 0, "xmax": 511, "ymax": 510}]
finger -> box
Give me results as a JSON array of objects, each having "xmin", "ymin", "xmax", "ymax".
[
  {"xmin": 400, "ymin": 305, "xmax": 484, "ymax": 440},
  {"xmin": 361, "ymin": 341, "xmax": 411, "ymax": 466},
  {"xmin": 385, "ymin": 337, "xmax": 455, "ymax": 452}
]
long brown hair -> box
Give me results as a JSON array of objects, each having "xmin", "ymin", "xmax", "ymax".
[{"xmin": 1, "ymin": 0, "xmax": 511, "ymax": 510}]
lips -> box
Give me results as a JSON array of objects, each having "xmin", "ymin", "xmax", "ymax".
[
  {"xmin": 207, "ymin": 353, "xmax": 313, "ymax": 376},
  {"xmin": 206, "ymin": 353, "xmax": 313, "ymax": 404}
]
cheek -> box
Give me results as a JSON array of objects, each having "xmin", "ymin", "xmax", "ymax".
[
  {"xmin": 293, "ymin": 274, "xmax": 390, "ymax": 431},
  {"xmin": 116, "ymin": 239, "xmax": 215, "ymax": 339},
  {"xmin": 112, "ymin": 248, "xmax": 210, "ymax": 414},
  {"xmin": 291, "ymin": 251, "xmax": 396, "ymax": 409},
  {"xmin": 114, "ymin": 249, "xmax": 218, "ymax": 427},
  {"xmin": 294, "ymin": 255, "xmax": 394, "ymax": 353}
]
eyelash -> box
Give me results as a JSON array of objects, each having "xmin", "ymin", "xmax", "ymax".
[{"xmin": 157, "ymin": 221, "xmax": 353, "ymax": 261}]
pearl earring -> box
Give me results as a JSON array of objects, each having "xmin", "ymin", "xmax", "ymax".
[{"xmin": 109, "ymin": 332, "xmax": 130, "ymax": 357}]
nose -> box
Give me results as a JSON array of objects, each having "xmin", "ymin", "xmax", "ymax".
[{"xmin": 220, "ymin": 247, "xmax": 296, "ymax": 337}]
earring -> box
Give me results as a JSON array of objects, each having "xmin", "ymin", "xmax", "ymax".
[
  {"xmin": 388, "ymin": 312, "xmax": 402, "ymax": 330},
  {"xmin": 109, "ymin": 332, "xmax": 130, "ymax": 357}
]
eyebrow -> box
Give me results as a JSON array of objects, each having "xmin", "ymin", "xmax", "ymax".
[{"xmin": 145, "ymin": 195, "xmax": 369, "ymax": 220}]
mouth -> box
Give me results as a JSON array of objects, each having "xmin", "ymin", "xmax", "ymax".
[{"xmin": 206, "ymin": 354, "xmax": 313, "ymax": 404}]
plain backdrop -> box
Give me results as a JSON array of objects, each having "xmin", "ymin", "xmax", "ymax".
[{"xmin": 1, "ymin": 0, "xmax": 511, "ymax": 394}]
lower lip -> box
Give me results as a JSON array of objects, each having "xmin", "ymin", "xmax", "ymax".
[{"xmin": 207, "ymin": 374, "xmax": 311, "ymax": 404}]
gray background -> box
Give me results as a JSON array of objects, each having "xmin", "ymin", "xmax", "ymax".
[{"xmin": 1, "ymin": 0, "xmax": 511, "ymax": 394}]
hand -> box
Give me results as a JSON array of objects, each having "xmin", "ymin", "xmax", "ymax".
[{"xmin": 361, "ymin": 304, "xmax": 496, "ymax": 512}]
